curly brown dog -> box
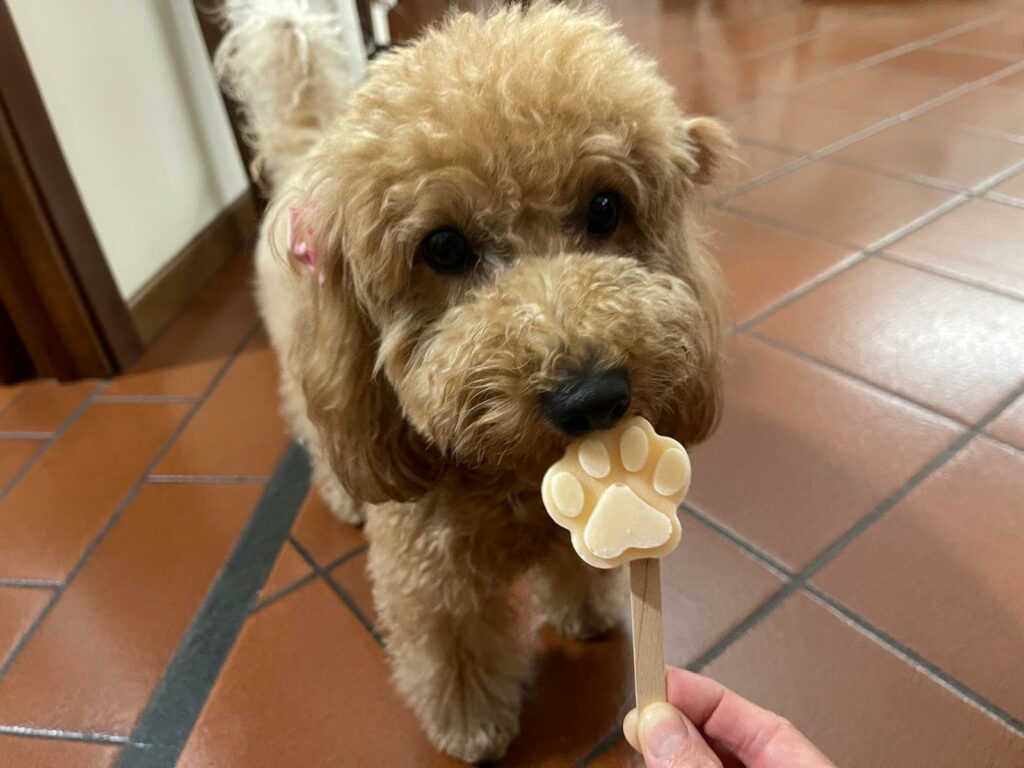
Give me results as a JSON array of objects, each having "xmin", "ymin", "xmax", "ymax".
[{"xmin": 218, "ymin": 1, "xmax": 734, "ymax": 761}]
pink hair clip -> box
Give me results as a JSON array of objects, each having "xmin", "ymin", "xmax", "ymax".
[{"xmin": 287, "ymin": 206, "xmax": 325, "ymax": 286}]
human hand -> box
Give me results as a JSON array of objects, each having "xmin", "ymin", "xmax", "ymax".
[{"xmin": 622, "ymin": 667, "xmax": 837, "ymax": 768}]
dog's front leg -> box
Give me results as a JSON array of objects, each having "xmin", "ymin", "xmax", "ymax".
[
  {"xmin": 530, "ymin": 534, "xmax": 627, "ymax": 640},
  {"xmin": 367, "ymin": 522, "xmax": 529, "ymax": 763}
]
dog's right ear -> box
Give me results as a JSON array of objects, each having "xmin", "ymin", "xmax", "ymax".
[
  {"xmin": 677, "ymin": 116, "xmax": 739, "ymax": 187},
  {"xmin": 283, "ymin": 206, "xmax": 441, "ymax": 505}
]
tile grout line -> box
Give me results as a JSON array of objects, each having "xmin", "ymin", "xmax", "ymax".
[
  {"xmin": 0, "ymin": 323, "xmax": 261, "ymax": 683},
  {"xmin": 576, "ymin": 726, "xmax": 625, "ymax": 768},
  {"xmin": 250, "ymin": 542, "xmax": 369, "ymax": 614},
  {"xmin": 687, "ymin": 487, "xmax": 1024, "ymax": 737},
  {"xmin": 713, "ymin": 10, "xmax": 1009, "ymax": 122},
  {"xmin": 0, "ymin": 432, "xmax": 54, "ymax": 441},
  {"xmin": 117, "ymin": 442, "xmax": 311, "ymax": 768},
  {"xmin": 147, "ymin": 475, "xmax": 270, "ymax": 485},
  {"xmin": 717, "ymin": 202, "xmax": 866, "ymax": 252},
  {"xmin": 985, "ymin": 191, "xmax": 1024, "ymax": 209},
  {"xmin": 711, "ymin": 30, "xmax": 1024, "ymax": 336},
  {"xmin": 874, "ymin": 252, "xmax": 1024, "ymax": 304},
  {"xmin": 0, "ymin": 579, "xmax": 59, "ymax": 590},
  {"xmin": 931, "ymin": 43, "xmax": 1023, "ymax": 63},
  {"xmin": 683, "ymin": 379, "xmax": 1024, "ymax": 733},
  {"xmin": 0, "ymin": 389, "xmax": 29, "ymax": 421},
  {"xmin": 289, "ymin": 535, "xmax": 383, "ymax": 644},
  {"xmin": 804, "ymin": 588, "xmax": 1024, "ymax": 737},
  {"xmin": 718, "ymin": 53, "xmax": 1024, "ymax": 205},
  {"xmin": 247, "ymin": 571, "xmax": 320, "ymax": 616},
  {"xmin": 727, "ymin": 249, "xmax": 868, "ymax": 334},
  {"xmin": 94, "ymin": 395, "xmax": 200, "ymax": 404},
  {"xmin": 724, "ymin": 179, "xmax": 1014, "ymax": 344},
  {"xmin": 681, "ymin": 502, "xmax": 795, "ymax": 579},
  {"xmin": 661, "ymin": 0, "xmax": 885, "ymax": 76},
  {"xmin": 0, "ymin": 383, "xmax": 110, "ymax": 502},
  {"xmin": 740, "ymin": 331, "xmax": 972, "ymax": 427},
  {"xmin": 0, "ymin": 723, "xmax": 139, "ymax": 748},
  {"xmin": 800, "ymin": 378, "xmax": 1024, "ymax": 582}
]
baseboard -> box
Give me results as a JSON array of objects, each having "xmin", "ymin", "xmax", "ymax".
[{"xmin": 129, "ymin": 192, "xmax": 259, "ymax": 345}]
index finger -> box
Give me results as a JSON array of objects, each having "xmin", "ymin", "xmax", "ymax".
[{"xmin": 666, "ymin": 668, "xmax": 836, "ymax": 768}]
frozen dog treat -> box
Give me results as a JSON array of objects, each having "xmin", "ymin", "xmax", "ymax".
[{"xmin": 542, "ymin": 416, "xmax": 690, "ymax": 569}]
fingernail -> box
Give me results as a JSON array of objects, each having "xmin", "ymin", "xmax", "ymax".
[{"xmin": 639, "ymin": 702, "xmax": 689, "ymax": 759}]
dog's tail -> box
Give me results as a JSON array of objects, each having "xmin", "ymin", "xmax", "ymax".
[{"xmin": 214, "ymin": 0, "xmax": 354, "ymax": 186}]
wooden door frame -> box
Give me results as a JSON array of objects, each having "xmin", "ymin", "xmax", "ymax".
[{"xmin": 0, "ymin": 0, "xmax": 141, "ymax": 381}]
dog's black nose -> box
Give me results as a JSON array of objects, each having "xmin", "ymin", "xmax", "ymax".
[{"xmin": 541, "ymin": 367, "xmax": 631, "ymax": 436}]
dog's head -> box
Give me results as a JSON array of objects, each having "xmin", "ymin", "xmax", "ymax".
[{"xmin": 276, "ymin": 3, "xmax": 734, "ymax": 503}]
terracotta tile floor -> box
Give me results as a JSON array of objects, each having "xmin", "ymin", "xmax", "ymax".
[{"xmin": 1, "ymin": 2, "xmax": 1023, "ymax": 766}]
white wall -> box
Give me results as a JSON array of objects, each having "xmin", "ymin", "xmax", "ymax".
[{"xmin": 8, "ymin": 0, "xmax": 250, "ymax": 300}]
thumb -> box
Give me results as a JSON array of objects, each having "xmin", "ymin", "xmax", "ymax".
[{"xmin": 638, "ymin": 702, "xmax": 722, "ymax": 768}]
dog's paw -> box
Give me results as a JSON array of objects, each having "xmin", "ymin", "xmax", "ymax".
[
  {"xmin": 542, "ymin": 416, "xmax": 689, "ymax": 569},
  {"xmin": 547, "ymin": 593, "xmax": 622, "ymax": 640},
  {"xmin": 430, "ymin": 710, "xmax": 519, "ymax": 764},
  {"xmin": 319, "ymin": 482, "xmax": 366, "ymax": 527}
]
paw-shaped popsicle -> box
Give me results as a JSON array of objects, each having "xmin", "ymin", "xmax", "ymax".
[{"xmin": 542, "ymin": 416, "xmax": 690, "ymax": 569}]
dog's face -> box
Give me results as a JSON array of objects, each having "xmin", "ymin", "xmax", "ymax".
[{"xmin": 280, "ymin": 4, "xmax": 734, "ymax": 503}]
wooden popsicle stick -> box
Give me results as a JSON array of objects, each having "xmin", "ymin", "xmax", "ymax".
[{"xmin": 630, "ymin": 557, "xmax": 666, "ymax": 709}]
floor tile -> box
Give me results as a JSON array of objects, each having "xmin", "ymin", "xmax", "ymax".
[
  {"xmin": 720, "ymin": 31, "xmax": 897, "ymax": 93},
  {"xmin": 0, "ymin": 384, "xmax": 24, "ymax": 414},
  {"xmin": 0, "ymin": 403, "xmax": 189, "ymax": 582},
  {"xmin": 0, "ymin": 735, "xmax": 119, "ymax": 768},
  {"xmin": 816, "ymin": 437, "xmax": 1024, "ymax": 720},
  {"xmin": 941, "ymin": 16, "xmax": 1024, "ymax": 57},
  {"xmin": 0, "ymin": 381, "xmax": 96, "ymax": 434},
  {"xmin": 331, "ymin": 552, "xmax": 375, "ymax": 625},
  {"xmin": 0, "ymin": 439, "xmax": 43, "ymax": 490},
  {"xmin": 994, "ymin": 69, "xmax": 1024, "ymax": 92},
  {"xmin": 709, "ymin": 210, "xmax": 853, "ymax": 324},
  {"xmin": 328, "ymin": 552, "xmax": 638, "ymax": 767},
  {"xmin": 885, "ymin": 198, "xmax": 1024, "ymax": 298},
  {"xmin": 754, "ymin": 258, "xmax": 1024, "ymax": 422},
  {"xmin": 661, "ymin": 517, "xmax": 782, "ymax": 665},
  {"xmin": 926, "ymin": 85, "xmax": 1024, "ymax": 138},
  {"xmin": 832, "ymin": 117, "xmax": 1024, "ymax": 187},
  {"xmin": 177, "ymin": 579, "xmax": 461, "ymax": 768},
  {"xmin": 0, "ymin": 483, "xmax": 256, "ymax": 734},
  {"xmin": 794, "ymin": 66, "xmax": 961, "ymax": 117},
  {"xmin": 711, "ymin": 143, "xmax": 798, "ymax": 197},
  {"xmin": 846, "ymin": 6, "xmax": 1002, "ymax": 47},
  {"xmin": 705, "ymin": 591, "xmax": 1024, "ymax": 768},
  {"xmin": 988, "ymin": 395, "xmax": 1024, "ymax": 450},
  {"xmin": 501, "ymin": 626, "xmax": 634, "ymax": 768},
  {"xmin": 258, "ymin": 541, "xmax": 311, "ymax": 602},
  {"xmin": 988, "ymin": 170, "xmax": 1024, "ymax": 202},
  {"xmin": 0, "ymin": 587, "xmax": 50, "ymax": 666},
  {"xmin": 291, "ymin": 493, "xmax": 365, "ymax": 566},
  {"xmin": 673, "ymin": 76, "xmax": 761, "ymax": 117},
  {"xmin": 105, "ymin": 256, "xmax": 258, "ymax": 397},
  {"xmin": 154, "ymin": 332, "xmax": 288, "ymax": 477},
  {"xmin": 588, "ymin": 738, "xmax": 642, "ymax": 768},
  {"xmin": 729, "ymin": 161, "xmax": 954, "ymax": 248},
  {"xmin": 727, "ymin": 99, "xmax": 883, "ymax": 153},
  {"xmin": 676, "ymin": 9, "xmax": 843, "ymax": 60},
  {"xmin": 875, "ymin": 47, "xmax": 1010, "ymax": 83},
  {"xmin": 688, "ymin": 336, "xmax": 961, "ymax": 571}
]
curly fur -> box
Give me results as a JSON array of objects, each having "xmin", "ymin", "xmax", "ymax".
[
  {"xmin": 214, "ymin": 0, "xmax": 354, "ymax": 185},
  {"xmin": 221, "ymin": 1, "xmax": 734, "ymax": 761}
]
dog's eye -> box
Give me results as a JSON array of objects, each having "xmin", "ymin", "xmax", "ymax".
[
  {"xmin": 421, "ymin": 228, "xmax": 477, "ymax": 274},
  {"xmin": 586, "ymin": 192, "xmax": 620, "ymax": 237}
]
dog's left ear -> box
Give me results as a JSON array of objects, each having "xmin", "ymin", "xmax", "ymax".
[{"xmin": 678, "ymin": 116, "xmax": 738, "ymax": 186}]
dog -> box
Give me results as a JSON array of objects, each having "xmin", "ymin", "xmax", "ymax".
[{"xmin": 217, "ymin": 1, "xmax": 733, "ymax": 761}]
